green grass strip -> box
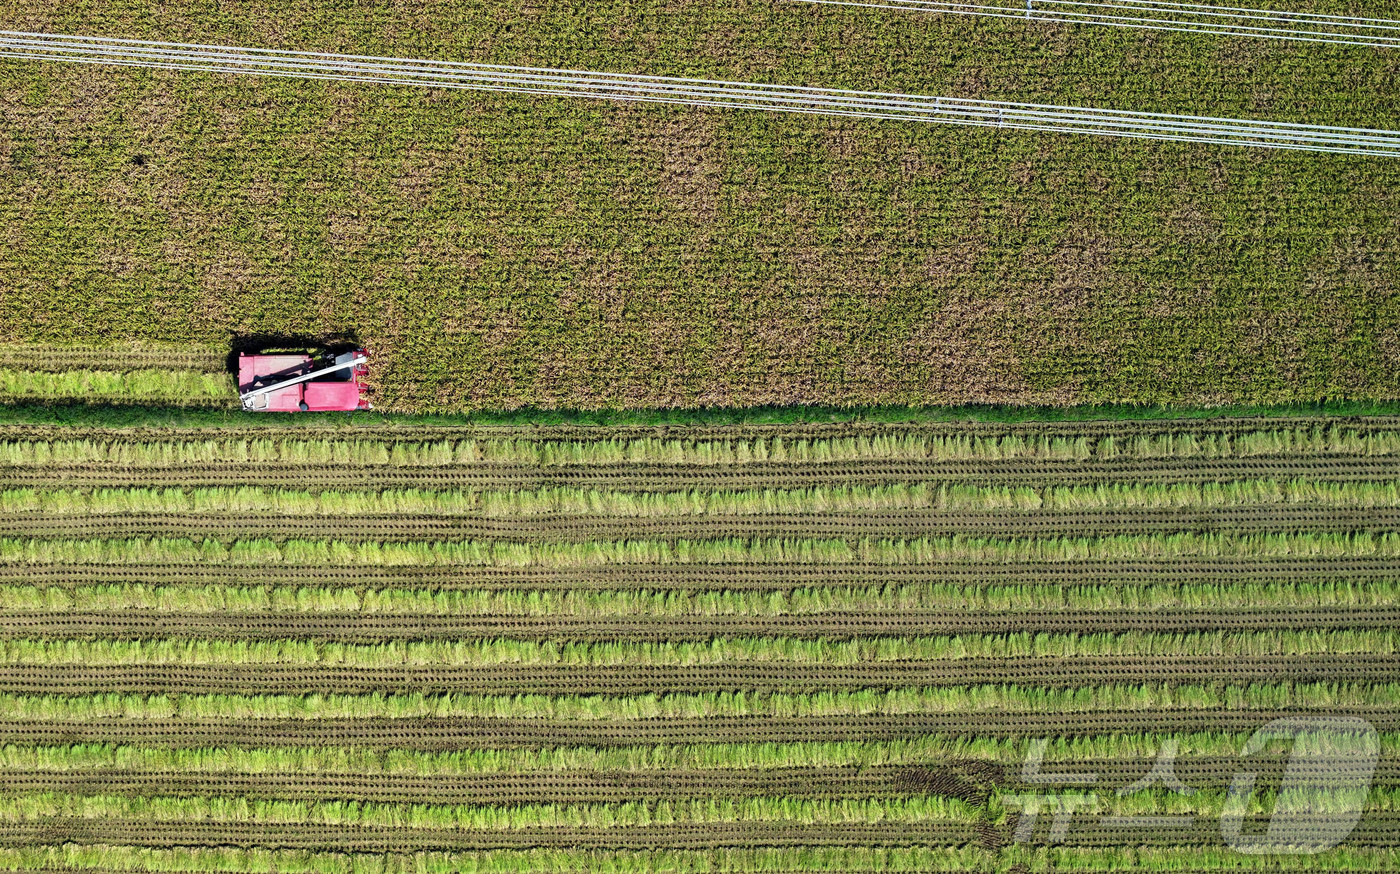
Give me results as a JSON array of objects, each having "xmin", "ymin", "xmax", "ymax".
[
  {"xmin": 0, "ymin": 683, "xmax": 1390, "ymax": 722},
  {"xmin": 0, "ymin": 793, "xmax": 974, "ymax": 829},
  {"xmin": 1050, "ymin": 785, "xmax": 1399, "ymax": 818},
  {"xmin": 5, "ymin": 732, "xmax": 1398, "ymax": 775},
  {"xmin": 4, "ymin": 531, "xmax": 1400, "ymax": 567},
  {"xmin": 0, "ymin": 433, "xmax": 1084, "ymax": 467},
  {"xmin": 2, "ymin": 630, "xmax": 1391, "ymax": 667},
  {"xmin": 10, "ymin": 478, "xmax": 1400, "ymax": 518},
  {"xmin": 1, "ymin": 578, "xmax": 1396, "ymax": 615},
  {"xmin": 1038, "ymin": 479, "xmax": 1400, "ymax": 512},
  {"xmin": 0, "ymin": 845, "xmax": 991, "ymax": 874},
  {"xmin": 0, "ymin": 370, "xmax": 233, "ymax": 404}
]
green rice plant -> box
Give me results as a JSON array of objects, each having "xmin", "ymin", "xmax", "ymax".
[
  {"xmin": 1019, "ymin": 784, "xmax": 1400, "ymax": 820},
  {"xmin": 1117, "ymin": 427, "xmax": 1400, "ymax": 460},
  {"xmin": 5, "ymin": 731, "xmax": 1396, "ymax": 776},
  {"xmin": 6, "ymin": 531, "xmax": 1400, "ymax": 568},
  {"xmin": 7, "ymin": 426, "xmax": 1399, "ymax": 471},
  {"xmin": 0, "ymin": 483, "xmax": 966, "ymax": 518},
  {"xmin": 0, "ymin": 792, "xmax": 976, "ymax": 829},
  {"xmin": 14, "ymin": 477, "xmax": 1400, "ymax": 520},
  {"xmin": 0, "ymin": 682, "xmax": 1389, "ymax": 722},
  {"xmin": 2, "ymin": 577, "xmax": 1396, "ymax": 616},
  {"xmin": 0, "ymin": 845, "xmax": 991, "ymax": 874},
  {"xmin": 2, "ymin": 629, "xmax": 1389, "ymax": 668},
  {"xmin": 1039, "ymin": 478, "xmax": 1400, "ymax": 512}
]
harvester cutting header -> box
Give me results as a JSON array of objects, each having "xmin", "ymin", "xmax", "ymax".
[{"xmin": 237, "ymin": 348, "xmax": 372, "ymax": 412}]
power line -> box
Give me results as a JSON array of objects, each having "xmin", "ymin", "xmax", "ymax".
[
  {"xmin": 789, "ymin": 0, "xmax": 1400, "ymax": 49},
  {"xmin": 1, "ymin": 31, "xmax": 1396, "ymax": 156}
]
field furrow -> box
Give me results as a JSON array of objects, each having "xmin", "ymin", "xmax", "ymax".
[
  {"xmin": 6, "ymin": 505, "xmax": 1400, "ymax": 542},
  {"xmin": 5, "ymin": 818, "xmax": 1400, "ymax": 851},
  {"xmin": 0, "ymin": 767, "xmax": 909, "ymax": 804},
  {"xmin": 3, "ymin": 557, "xmax": 1398, "ymax": 590},
  {"xmin": 3, "ymin": 756, "xmax": 1394, "ymax": 804},
  {"xmin": 7, "ymin": 457, "xmax": 1400, "ymax": 491},
  {"xmin": 2, "ymin": 608, "xmax": 1392, "ymax": 641},
  {"xmin": 14, "ymin": 418, "xmax": 1400, "ymax": 444},
  {"xmin": 0, "ymin": 656, "xmax": 1387, "ymax": 695},
  {"xmin": 5, "ymin": 710, "xmax": 1396, "ymax": 748},
  {"xmin": 1040, "ymin": 817, "xmax": 1400, "ymax": 848}
]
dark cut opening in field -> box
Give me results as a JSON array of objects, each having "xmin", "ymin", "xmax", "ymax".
[{"xmin": 224, "ymin": 333, "xmax": 364, "ymax": 375}]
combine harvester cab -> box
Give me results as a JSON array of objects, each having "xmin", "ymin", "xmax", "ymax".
[{"xmin": 238, "ymin": 349, "xmax": 371, "ymax": 412}]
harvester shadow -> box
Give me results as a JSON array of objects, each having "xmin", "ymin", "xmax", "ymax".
[{"xmin": 225, "ymin": 333, "xmax": 363, "ymax": 377}]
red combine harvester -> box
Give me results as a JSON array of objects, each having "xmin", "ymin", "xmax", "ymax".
[{"xmin": 237, "ymin": 349, "xmax": 371, "ymax": 412}]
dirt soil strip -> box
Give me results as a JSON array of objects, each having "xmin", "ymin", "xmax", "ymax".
[
  {"xmin": 0, "ymin": 767, "xmax": 911, "ymax": 805},
  {"xmin": 7, "ymin": 506, "xmax": 1400, "ymax": 543},
  {"xmin": 0, "ymin": 821, "xmax": 973, "ymax": 851},
  {"xmin": 1046, "ymin": 814, "xmax": 1400, "ymax": 848},
  {"xmin": 5, "ymin": 457, "xmax": 1400, "ymax": 490},
  {"xmin": 12, "ymin": 417, "xmax": 1400, "ymax": 443},
  {"xmin": 2, "ymin": 817, "xmax": 1397, "ymax": 851},
  {"xmin": 0, "ymin": 656, "xmax": 1386, "ymax": 695},
  {"xmin": 5, "ymin": 759, "xmax": 1395, "ymax": 805},
  {"xmin": 5, "ymin": 711, "xmax": 1395, "ymax": 749},
  {"xmin": 2, "ymin": 557, "xmax": 1398, "ymax": 591},
  {"xmin": 4, "ymin": 609, "xmax": 1393, "ymax": 642}
]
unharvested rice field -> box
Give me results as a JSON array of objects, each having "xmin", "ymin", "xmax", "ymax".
[
  {"xmin": 2, "ymin": 2, "xmax": 1400, "ymax": 410},
  {"xmin": 0, "ymin": 413, "xmax": 1395, "ymax": 871}
]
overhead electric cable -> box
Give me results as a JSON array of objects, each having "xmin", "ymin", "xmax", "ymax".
[
  {"xmin": 1, "ymin": 31, "xmax": 1396, "ymax": 156},
  {"xmin": 789, "ymin": 0, "xmax": 1400, "ymax": 49}
]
